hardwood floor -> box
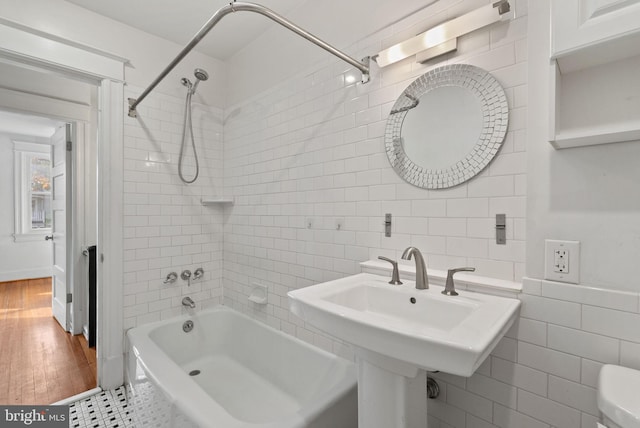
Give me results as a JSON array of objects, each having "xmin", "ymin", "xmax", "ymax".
[{"xmin": 0, "ymin": 277, "xmax": 96, "ymax": 405}]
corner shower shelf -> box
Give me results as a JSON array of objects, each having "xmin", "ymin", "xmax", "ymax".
[{"xmin": 201, "ymin": 198, "xmax": 234, "ymax": 206}]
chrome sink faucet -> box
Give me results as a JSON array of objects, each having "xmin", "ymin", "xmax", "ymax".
[{"xmin": 401, "ymin": 247, "xmax": 429, "ymax": 289}]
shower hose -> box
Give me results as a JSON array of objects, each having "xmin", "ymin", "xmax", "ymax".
[{"xmin": 178, "ymin": 89, "xmax": 200, "ymax": 184}]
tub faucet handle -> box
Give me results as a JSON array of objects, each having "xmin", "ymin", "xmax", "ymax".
[
  {"xmin": 181, "ymin": 269, "xmax": 192, "ymax": 286},
  {"xmin": 163, "ymin": 272, "xmax": 178, "ymax": 284},
  {"xmin": 442, "ymin": 267, "xmax": 475, "ymax": 296},
  {"xmin": 193, "ymin": 267, "xmax": 204, "ymax": 280},
  {"xmin": 378, "ymin": 256, "xmax": 402, "ymax": 285}
]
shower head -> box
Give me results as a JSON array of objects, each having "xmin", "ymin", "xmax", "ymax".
[
  {"xmin": 194, "ymin": 68, "xmax": 209, "ymax": 81},
  {"xmin": 189, "ymin": 68, "xmax": 209, "ymax": 94}
]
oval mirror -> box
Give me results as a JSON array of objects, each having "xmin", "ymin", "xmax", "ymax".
[{"xmin": 385, "ymin": 64, "xmax": 509, "ymax": 189}]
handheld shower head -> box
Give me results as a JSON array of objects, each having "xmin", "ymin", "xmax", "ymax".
[
  {"xmin": 177, "ymin": 67, "xmax": 209, "ymax": 185},
  {"xmin": 181, "ymin": 77, "xmax": 192, "ymax": 89},
  {"xmin": 190, "ymin": 68, "xmax": 209, "ymax": 94},
  {"xmin": 194, "ymin": 68, "xmax": 209, "ymax": 81}
]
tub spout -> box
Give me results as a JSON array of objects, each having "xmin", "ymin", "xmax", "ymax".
[{"xmin": 182, "ymin": 296, "xmax": 196, "ymax": 309}]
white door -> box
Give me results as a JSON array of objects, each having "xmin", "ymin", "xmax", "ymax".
[{"xmin": 50, "ymin": 124, "xmax": 72, "ymax": 331}]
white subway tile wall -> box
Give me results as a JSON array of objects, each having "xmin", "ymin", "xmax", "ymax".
[
  {"xmin": 223, "ymin": 0, "xmax": 527, "ymax": 321},
  {"xmin": 426, "ymin": 278, "xmax": 640, "ymax": 428},
  {"xmin": 122, "ymin": 87, "xmax": 224, "ymax": 329}
]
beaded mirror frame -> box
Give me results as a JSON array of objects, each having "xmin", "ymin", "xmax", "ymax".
[{"xmin": 384, "ymin": 64, "xmax": 509, "ymax": 189}]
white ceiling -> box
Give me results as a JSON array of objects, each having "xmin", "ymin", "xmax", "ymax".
[
  {"xmin": 64, "ymin": 0, "xmax": 301, "ymax": 60},
  {"xmin": 0, "ymin": 110, "xmax": 63, "ymax": 139}
]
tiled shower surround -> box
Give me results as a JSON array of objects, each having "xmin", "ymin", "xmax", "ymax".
[
  {"xmin": 122, "ymin": 87, "xmax": 224, "ymax": 329},
  {"xmin": 116, "ymin": 0, "xmax": 640, "ymax": 426}
]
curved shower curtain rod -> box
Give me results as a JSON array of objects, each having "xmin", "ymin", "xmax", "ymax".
[{"xmin": 128, "ymin": 1, "xmax": 371, "ymax": 118}]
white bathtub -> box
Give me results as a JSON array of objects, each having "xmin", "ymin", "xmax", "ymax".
[{"xmin": 125, "ymin": 305, "xmax": 357, "ymax": 428}]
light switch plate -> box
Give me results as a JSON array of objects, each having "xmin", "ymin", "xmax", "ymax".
[{"xmin": 544, "ymin": 239, "xmax": 580, "ymax": 283}]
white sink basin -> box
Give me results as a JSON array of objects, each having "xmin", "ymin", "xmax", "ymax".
[{"xmin": 289, "ymin": 273, "xmax": 520, "ymax": 377}]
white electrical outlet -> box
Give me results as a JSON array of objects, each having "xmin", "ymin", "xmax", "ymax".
[
  {"xmin": 554, "ymin": 249, "xmax": 568, "ymax": 273},
  {"xmin": 545, "ymin": 239, "xmax": 580, "ymax": 283}
]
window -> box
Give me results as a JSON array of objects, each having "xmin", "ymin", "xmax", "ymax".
[
  {"xmin": 14, "ymin": 141, "xmax": 52, "ymax": 241},
  {"xmin": 30, "ymin": 155, "xmax": 52, "ymax": 229}
]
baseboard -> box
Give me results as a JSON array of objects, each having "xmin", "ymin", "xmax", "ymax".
[
  {"xmin": 100, "ymin": 354, "xmax": 124, "ymax": 390},
  {"xmin": 52, "ymin": 387, "xmax": 102, "ymax": 405},
  {"xmin": 0, "ymin": 267, "xmax": 52, "ymax": 282}
]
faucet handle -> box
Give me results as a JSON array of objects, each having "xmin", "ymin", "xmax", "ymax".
[
  {"xmin": 442, "ymin": 267, "xmax": 475, "ymax": 296},
  {"xmin": 378, "ymin": 256, "xmax": 403, "ymax": 285},
  {"xmin": 193, "ymin": 267, "xmax": 204, "ymax": 280},
  {"xmin": 163, "ymin": 272, "xmax": 178, "ymax": 284},
  {"xmin": 181, "ymin": 270, "xmax": 192, "ymax": 287}
]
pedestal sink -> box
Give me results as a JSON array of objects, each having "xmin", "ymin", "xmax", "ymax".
[{"xmin": 288, "ymin": 273, "xmax": 521, "ymax": 428}]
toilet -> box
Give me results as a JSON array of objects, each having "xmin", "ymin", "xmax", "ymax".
[{"xmin": 598, "ymin": 365, "xmax": 640, "ymax": 428}]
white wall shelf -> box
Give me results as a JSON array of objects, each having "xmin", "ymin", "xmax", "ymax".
[
  {"xmin": 552, "ymin": 122, "xmax": 640, "ymax": 150},
  {"xmin": 549, "ymin": 0, "xmax": 640, "ymax": 149},
  {"xmin": 549, "ymin": 54, "xmax": 640, "ymax": 149},
  {"xmin": 201, "ymin": 198, "xmax": 234, "ymax": 206}
]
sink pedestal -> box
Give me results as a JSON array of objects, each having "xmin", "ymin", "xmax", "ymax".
[{"xmin": 355, "ymin": 348, "xmax": 427, "ymax": 428}]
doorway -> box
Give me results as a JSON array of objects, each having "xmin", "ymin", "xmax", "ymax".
[
  {"xmin": 0, "ymin": 108, "xmax": 98, "ymax": 404},
  {"xmin": 0, "ymin": 19, "xmax": 127, "ymax": 392}
]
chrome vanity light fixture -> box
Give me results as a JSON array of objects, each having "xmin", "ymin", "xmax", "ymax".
[{"xmin": 373, "ymin": 0, "xmax": 513, "ymax": 67}]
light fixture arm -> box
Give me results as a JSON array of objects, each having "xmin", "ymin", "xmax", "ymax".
[
  {"xmin": 128, "ymin": 1, "xmax": 370, "ymax": 117},
  {"xmin": 493, "ymin": 0, "xmax": 511, "ymax": 15}
]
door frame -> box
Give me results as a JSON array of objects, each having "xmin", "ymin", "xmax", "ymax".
[{"xmin": 0, "ymin": 19, "xmax": 127, "ymax": 390}]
